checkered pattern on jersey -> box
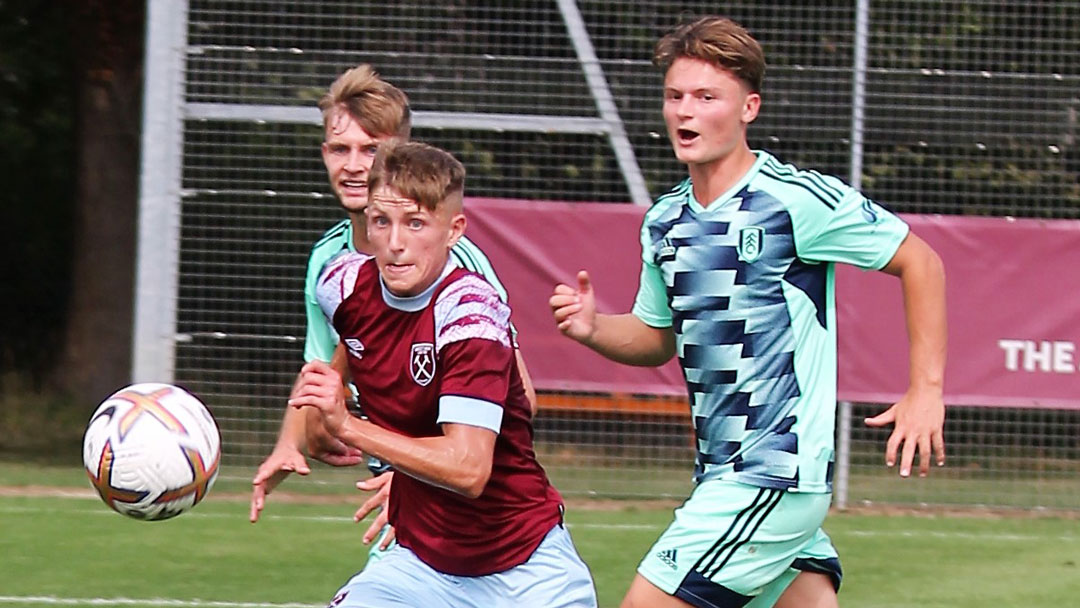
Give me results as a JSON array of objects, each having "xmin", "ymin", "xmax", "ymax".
[{"xmin": 647, "ymin": 182, "xmax": 827, "ymax": 490}]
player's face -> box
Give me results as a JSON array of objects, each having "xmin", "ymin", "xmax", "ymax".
[
  {"xmin": 662, "ymin": 57, "xmax": 760, "ymax": 168},
  {"xmin": 366, "ymin": 187, "xmax": 466, "ymax": 297},
  {"xmin": 321, "ymin": 111, "xmax": 391, "ymax": 213}
]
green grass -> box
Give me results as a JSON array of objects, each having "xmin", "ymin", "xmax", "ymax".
[{"xmin": 1, "ymin": 464, "xmax": 1079, "ymax": 607}]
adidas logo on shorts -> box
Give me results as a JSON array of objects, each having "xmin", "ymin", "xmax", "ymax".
[{"xmin": 656, "ymin": 548, "xmax": 678, "ymax": 570}]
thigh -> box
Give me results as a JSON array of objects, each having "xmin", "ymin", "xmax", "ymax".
[
  {"xmin": 769, "ymin": 572, "xmax": 838, "ymax": 608},
  {"xmin": 490, "ymin": 525, "xmax": 597, "ymax": 608},
  {"xmin": 742, "ymin": 528, "xmax": 842, "ymax": 608},
  {"xmin": 621, "ymin": 574, "xmax": 697, "ymax": 608},
  {"xmin": 330, "ymin": 545, "xmax": 461, "ymax": 608},
  {"xmin": 636, "ymin": 480, "xmax": 831, "ymax": 608}
]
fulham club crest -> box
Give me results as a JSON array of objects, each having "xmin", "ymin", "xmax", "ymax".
[
  {"xmin": 410, "ymin": 343, "xmax": 436, "ymax": 386},
  {"xmin": 737, "ymin": 226, "xmax": 764, "ymax": 263}
]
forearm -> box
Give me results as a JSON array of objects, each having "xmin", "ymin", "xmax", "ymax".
[
  {"xmin": 885, "ymin": 234, "xmax": 947, "ymax": 392},
  {"xmin": 583, "ymin": 313, "xmax": 675, "ymax": 366},
  {"xmin": 900, "ymin": 250, "xmax": 947, "ymax": 391},
  {"xmin": 334, "ymin": 417, "xmax": 492, "ymax": 498},
  {"xmin": 275, "ymin": 374, "xmax": 310, "ymax": 449}
]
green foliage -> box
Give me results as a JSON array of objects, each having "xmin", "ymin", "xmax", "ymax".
[{"xmin": 0, "ymin": 373, "xmax": 84, "ymax": 461}]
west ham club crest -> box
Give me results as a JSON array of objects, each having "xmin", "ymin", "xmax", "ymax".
[{"xmin": 410, "ymin": 343, "xmax": 436, "ymax": 386}]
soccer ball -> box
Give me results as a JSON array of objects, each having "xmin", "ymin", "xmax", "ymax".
[{"xmin": 82, "ymin": 383, "xmax": 221, "ymax": 520}]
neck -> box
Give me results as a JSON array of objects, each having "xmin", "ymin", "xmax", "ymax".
[
  {"xmin": 687, "ymin": 144, "xmax": 757, "ymax": 207},
  {"xmin": 348, "ymin": 211, "xmax": 374, "ymax": 254}
]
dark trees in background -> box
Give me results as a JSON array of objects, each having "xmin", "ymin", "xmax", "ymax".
[
  {"xmin": 57, "ymin": 0, "xmax": 145, "ymax": 399},
  {"xmin": 0, "ymin": 0, "xmax": 145, "ymax": 400}
]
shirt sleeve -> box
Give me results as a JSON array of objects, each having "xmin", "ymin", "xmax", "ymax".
[
  {"xmin": 437, "ymin": 339, "xmax": 508, "ymax": 434},
  {"xmin": 450, "ymin": 237, "xmax": 519, "ymax": 342},
  {"xmin": 792, "ymin": 189, "xmax": 910, "ymax": 271},
  {"xmin": 303, "ymin": 256, "xmax": 338, "ymax": 363},
  {"xmin": 630, "ymin": 216, "xmax": 673, "ymax": 328}
]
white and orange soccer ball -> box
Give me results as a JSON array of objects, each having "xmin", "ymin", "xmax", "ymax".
[{"xmin": 82, "ymin": 383, "xmax": 221, "ymax": 520}]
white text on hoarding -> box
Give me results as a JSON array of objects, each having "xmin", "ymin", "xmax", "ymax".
[{"xmin": 998, "ymin": 340, "xmax": 1076, "ymax": 373}]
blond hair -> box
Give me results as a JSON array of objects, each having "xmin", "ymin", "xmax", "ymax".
[
  {"xmin": 317, "ymin": 64, "xmax": 411, "ymax": 138},
  {"xmin": 368, "ymin": 140, "xmax": 465, "ymax": 212},
  {"xmin": 653, "ymin": 16, "xmax": 765, "ymax": 93}
]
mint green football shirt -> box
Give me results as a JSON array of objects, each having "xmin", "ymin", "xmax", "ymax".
[{"xmin": 632, "ymin": 151, "xmax": 909, "ymax": 493}]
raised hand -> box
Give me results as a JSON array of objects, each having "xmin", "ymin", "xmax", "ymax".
[{"xmin": 550, "ymin": 270, "xmax": 598, "ymax": 344}]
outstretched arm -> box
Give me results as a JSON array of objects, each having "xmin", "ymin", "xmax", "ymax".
[
  {"xmin": 866, "ymin": 232, "xmax": 947, "ymax": 477},
  {"xmin": 550, "ymin": 270, "xmax": 675, "ymax": 366},
  {"xmin": 290, "ymin": 360, "xmax": 497, "ymax": 499},
  {"xmin": 250, "ymin": 372, "xmax": 313, "ymax": 522}
]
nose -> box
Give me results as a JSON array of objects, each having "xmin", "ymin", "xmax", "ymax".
[
  {"xmin": 388, "ymin": 222, "xmax": 405, "ymax": 252},
  {"xmin": 675, "ymin": 96, "xmax": 693, "ymax": 119},
  {"xmin": 344, "ymin": 147, "xmax": 365, "ymax": 173}
]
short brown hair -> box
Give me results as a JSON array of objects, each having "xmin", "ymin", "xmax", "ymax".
[
  {"xmin": 368, "ymin": 140, "xmax": 465, "ymax": 212},
  {"xmin": 318, "ymin": 64, "xmax": 411, "ymax": 138},
  {"xmin": 653, "ymin": 16, "xmax": 765, "ymax": 93}
]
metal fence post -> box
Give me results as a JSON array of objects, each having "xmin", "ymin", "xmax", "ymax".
[
  {"xmin": 836, "ymin": 400, "xmax": 853, "ymax": 510},
  {"xmin": 131, "ymin": 0, "xmax": 189, "ymax": 383}
]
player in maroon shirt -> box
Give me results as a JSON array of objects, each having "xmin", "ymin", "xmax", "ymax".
[{"xmin": 290, "ymin": 140, "xmax": 596, "ymax": 607}]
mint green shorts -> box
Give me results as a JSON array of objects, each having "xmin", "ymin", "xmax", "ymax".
[{"xmin": 638, "ymin": 479, "xmax": 841, "ymax": 608}]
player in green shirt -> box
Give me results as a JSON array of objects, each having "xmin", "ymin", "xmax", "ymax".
[{"xmin": 551, "ymin": 16, "xmax": 946, "ymax": 608}]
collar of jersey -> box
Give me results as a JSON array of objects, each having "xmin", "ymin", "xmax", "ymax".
[
  {"xmin": 688, "ymin": 150, "xmax": 769, "ymax": 213},
  {"xmin": 379, "ymin": 259, "xmax": 456, "ymax": 312}
]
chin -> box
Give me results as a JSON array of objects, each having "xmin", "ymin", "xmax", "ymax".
[{"xmin": 339, "ymin": 199, "xmax": 367, "ymax": 213}]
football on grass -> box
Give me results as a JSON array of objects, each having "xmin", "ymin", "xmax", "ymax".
[{"xmin": 82, "ymin": 383, "xmax": 221, "ymax": 520}]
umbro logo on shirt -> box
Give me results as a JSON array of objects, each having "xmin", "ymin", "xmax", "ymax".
[
  {"xmin": 345, "ymin": 337, "xmax": 365, "ymax": 359},
  {"xmin": 656, "ymin": 548, "xmax": 678, "ymax": 570}
]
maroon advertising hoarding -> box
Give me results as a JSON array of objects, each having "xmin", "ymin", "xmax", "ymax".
[{"xmin": 464, "ymin": 198, "xmax": 1080, "ymax": 409}]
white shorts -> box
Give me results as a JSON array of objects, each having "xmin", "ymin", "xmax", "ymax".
[{"xmin": 328, "ymin": 524, "xmax": 597, "ymax": 608}]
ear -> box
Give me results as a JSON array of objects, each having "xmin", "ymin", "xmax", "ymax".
[
  {"xmin": 742, "ymin": 91, "xmax": 761, "ymax": 125},
  {"xmin": 447, "ymin": 213, "xmax": 467, "ymax": 249}
]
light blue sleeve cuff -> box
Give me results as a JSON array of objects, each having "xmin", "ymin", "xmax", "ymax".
[{"xmin": 437, "ymin": 396, "xmax": 504, "ymax": 433}]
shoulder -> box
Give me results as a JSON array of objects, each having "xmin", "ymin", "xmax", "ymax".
[
  {"xmin": 645, "ymin": 178, "xmax": 692, "ymax": 223},
  {"xmin": 449, "ymin": 235, "xmax": 493, "ymax": 273},
  {"xmin": 433, "ymin": 271, "xmax": 512, "ymax": 351},
  {"xmin": 314, "ymin": 251, "xmax": 374, "ymax": 321},
  {"xmin": 307, "ymin": 220, "xmax": 351, "ymax": 271},
  {"xmin": 754, "ymin": 154, "xmax": 853, "ymax": 212}
]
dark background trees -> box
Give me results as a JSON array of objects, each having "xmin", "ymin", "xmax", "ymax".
[{"xmin": 1, "ymin": 0, "xmax": 144, "ymax": 403}]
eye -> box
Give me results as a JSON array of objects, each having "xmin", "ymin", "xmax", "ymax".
[
  {"xmin": 363, "ymin": 145, "xmax": 378, "ymax": 156},
  {"xmin": 408, "ymin": 218, "xmax": 425, "ymax": 229},
  {"xmin": 371, "ymin": 215, "xmax": 389, "ymax": 227},
  {"xmin": 329, "ymin": 144, "xmax": 348, "ymax": 155}
]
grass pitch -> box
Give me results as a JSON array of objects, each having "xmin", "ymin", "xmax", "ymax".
[{"xmin": 0, "ymin": 463, "xmax": 1077, "ymax": 607}]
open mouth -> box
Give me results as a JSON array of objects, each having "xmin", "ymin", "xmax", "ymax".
[
  {"xmin": 342, "ymin": 179, "xmax": 366, "ymax": 188},
  {"xmin": 676, "ymin": 128, "xmax": 700, "ymax": 144}
]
